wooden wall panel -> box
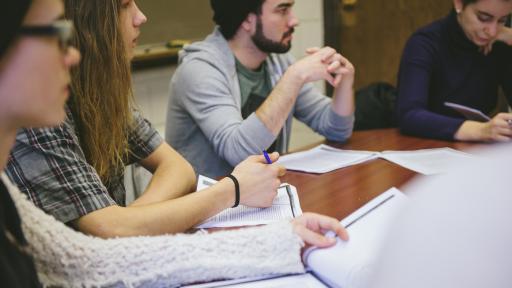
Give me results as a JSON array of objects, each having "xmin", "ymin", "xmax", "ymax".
[
  {"xmin": 332, "ymin": 0, "xmax": 452, "ymax": 89},
  {"xmin": 137, "ymin": 0, "xmax": 214, "ymax": 45}
]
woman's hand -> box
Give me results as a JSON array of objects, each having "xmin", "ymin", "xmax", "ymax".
[
  {"xmin": 292, "ymin": 212, "xmax": 349, "ymax": 248},
  {"xmin": 481, "ymin": 26, "xmax": 512, "ymax": 55},
  {"xmin": 455, "ymin": 113, "xmax": 512, "ymax": 142}
]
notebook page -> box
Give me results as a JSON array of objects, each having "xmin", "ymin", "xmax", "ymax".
[
  {"xmin": 303, "ymin": 188, "xmax": 408, "ymax": 288},
  {"xmin": 195, "ymin": 176, "xmax": 302, "ymax": 228}
]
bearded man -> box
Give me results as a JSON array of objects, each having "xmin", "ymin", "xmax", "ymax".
[{"xmin": 166, "ymin": 0, "xmax": 356, "ymax": 177}]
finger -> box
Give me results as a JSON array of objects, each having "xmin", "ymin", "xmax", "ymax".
[
  {"xmin": 498, "ymin": 112, "xmax": 512, "ymax": 122},
  {"xmin": 269, "ymin": 151, "xmax": 280, "ymax": 162},
  {"xmin": 493, "ymin": 134, "xmax": 512, "ymax": 142},
  {"xmin": 337, "ymin": 54, "xmax": 354, "ymax": 70},
  {"xmin": 327, "ymin": 60, "xmax": 341, "ymax": 71},
  {"xmin": 328, "ymin": 67, "xmax": 352, "ymax": 76},
  {"xmin": 306, "ymin": 47, "xmax": 320, "ymax": 54},
  {"xmin": 326, "ymin": 53, "xmax": 348, "ymax": 65},
  {"xmin": 484, "ymin": 46, "xmax": 491, "ymax": 55},
  {"xmin": 326, "ymin": 53, "xmax": 348, "ymax": 66},
  {"xmin": 494, "ymin": 121, "xmax": 512, "ymax": 130},
  {"xmin": 327, "ymin": 66, "xmax": 352, "ymax": 77},
  {"xmin": 318, "ymin": 47, "xmax": 337, "ymax": 62},
  {"xmin": 250, "ymin": 154, "xmax": 273, "ymax": 164},
  {"xmin": 495, "ymin": 127, "xmax": 512, "ymax": 137},
  {"xmin": 294, "ymin": 225, "xmax": 337, "ymax": 248},
  {"xmin": 333, "ymin": 74, "xmax": 343, "ymax": 87},
  {"xmin": 325, "ymin": 73, "xmax": 336, "ymax": 87},
  {"xmin": 276, "ymin": 165, "xmax": 287, "ymax": 177},
  {"xmin": 310, "ymin": 213, "xmax": 350, "ymax": 241}
]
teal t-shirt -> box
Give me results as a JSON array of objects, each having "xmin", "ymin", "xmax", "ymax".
[
  {"xmin": 235, "ymin": 58, "xmax": 281, "ymax": 152},
  {"xmin": 235, "ymin": 58, "xmax": 272, "ymax": 109}
]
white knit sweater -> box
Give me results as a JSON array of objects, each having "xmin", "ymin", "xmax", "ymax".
[{"xmin": 2, "ymin": 174, "xmax": 304, "ymax": 287}]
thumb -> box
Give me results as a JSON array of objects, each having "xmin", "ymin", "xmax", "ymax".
[{"xmin": 269, "ymin": 151, "xmax": 280, "ymax": 162}]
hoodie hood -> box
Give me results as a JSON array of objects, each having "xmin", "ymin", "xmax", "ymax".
[{"xmin": 178, "ymin": 27, "xmax": 237, "ymax": 76}]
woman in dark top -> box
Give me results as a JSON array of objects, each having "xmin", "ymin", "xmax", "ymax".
[
  {"xmin": 0, "ymin": 0, "xmax": 81, "ymax": 286},
  {"xmin": 396, "ymin": 0, "xmax": 512, "ymax": 141}
]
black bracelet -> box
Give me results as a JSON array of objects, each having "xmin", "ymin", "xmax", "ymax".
[{"xmin": 226, "ymin": 174, "xmax": 240, "ymax": 208}]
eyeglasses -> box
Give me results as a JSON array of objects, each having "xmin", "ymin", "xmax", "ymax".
[{"xmin": 19, "ymin": 20, "xmax": 74, "ymax": 52}]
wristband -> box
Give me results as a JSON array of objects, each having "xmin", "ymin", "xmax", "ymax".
[{"xmin": 226, "ymin": 174, "xmax": 240, "ymax": 208}]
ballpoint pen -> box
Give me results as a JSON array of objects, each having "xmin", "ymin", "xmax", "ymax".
[{"xmin": 263, "ymin": 150, "xmax": 272, "ymax": 164}]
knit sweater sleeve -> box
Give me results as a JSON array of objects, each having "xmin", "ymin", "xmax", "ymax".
[{"xmin": 2, "ymin": 174, "xmax": 304, "ymax": 288}]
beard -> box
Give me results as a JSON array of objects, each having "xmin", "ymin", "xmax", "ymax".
[{"xmin": 251, "ymin": 16, "xmax": 294, "ymax": 54}]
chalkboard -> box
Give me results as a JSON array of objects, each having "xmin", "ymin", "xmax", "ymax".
[{"xmin": 137, "ymin": 0, "xmax": 215, "ymax": 45}]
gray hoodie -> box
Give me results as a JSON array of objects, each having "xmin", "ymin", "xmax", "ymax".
[{"xmin": 166, "ymin": 27, "xmax": 354, "ymax": 178}]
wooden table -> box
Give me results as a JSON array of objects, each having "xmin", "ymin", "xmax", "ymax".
[{"xmin": 281, "ymin": 128, "xmax": 482, "ymax": 220}]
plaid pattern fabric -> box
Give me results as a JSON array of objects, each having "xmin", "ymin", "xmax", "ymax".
[{"xmin": 6, "ymin": 108, "xmax": 163, "ymax": 223}]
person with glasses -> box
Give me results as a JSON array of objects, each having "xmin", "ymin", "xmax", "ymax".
[
  {"xmin": 6, "ymin": 0, "xmax": 304, "ymax": 238},
  {"xmin": 396, "ymin": 0, "xmax": 512, "ymax": 142},
  {"xmin": 1, "ymin": 0, "xmax": 349, "ymax": 286},
  {"xmin": 0, "ymin": 0, "xmax": 80, "ymax": 286}
]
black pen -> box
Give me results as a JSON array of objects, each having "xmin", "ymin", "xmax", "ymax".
[{"xmin": 284, "ymin": 185, "xmax": 296, "ymax": 217}]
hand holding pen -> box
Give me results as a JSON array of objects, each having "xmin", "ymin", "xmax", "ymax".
[
  {"xmin": 263, "ymin": 150, "xmax": 286, "ymax": 177},
  {"xmin": 479, "ymin": 113, "xmax": 512, "ymax": 142},
  {"xmin": 263, "ymin": 150, "xmax": 273, "ymax": 164}
]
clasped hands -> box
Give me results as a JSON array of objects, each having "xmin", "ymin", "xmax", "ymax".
[{"xmin": 292, "ymin": 46, "xmax": 355, "ymax": 88}]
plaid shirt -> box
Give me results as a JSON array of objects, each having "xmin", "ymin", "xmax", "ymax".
[{"xmin": 6, "ymin": 108, "xmax": 163, "ymax": 223}]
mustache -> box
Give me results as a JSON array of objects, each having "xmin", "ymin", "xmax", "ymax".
[{"xmin": 283, "ymin": 28, "xmax": 295, "ymax": 38}]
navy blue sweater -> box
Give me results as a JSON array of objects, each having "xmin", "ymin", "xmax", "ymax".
[{"xmin": 396, "ymin": 11, "xmax": 512, "ymax": 140}]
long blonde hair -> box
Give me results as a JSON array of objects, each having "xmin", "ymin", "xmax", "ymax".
[{"xmin": 65, "ymin": 0, "xmax": 133, "ymax": 186}]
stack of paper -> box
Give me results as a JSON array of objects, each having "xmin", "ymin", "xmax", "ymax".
[
  {"xmin": 276, "ymin": 145, "xmax": 378, "ymax": 173},
  {"xmin": 277, "ymin": 145, "xmax": 476, "ymax": 175}
]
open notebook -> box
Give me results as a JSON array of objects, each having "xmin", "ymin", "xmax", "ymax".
[
  {"xmin": 195, "ymin": 176, "xmax": 302, "ymax": 228},
  {"xmin": 277, "ymin": 144, "xmax": 476, "ymax": 175},
  {"xmin": 185, "ymin": 188, "xmax": 407, "ymax": 288}
]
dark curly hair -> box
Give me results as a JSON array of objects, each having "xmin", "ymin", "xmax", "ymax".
[{"xmin": 210, "ymin": 0, "xmax": 264, "ymax": 39}]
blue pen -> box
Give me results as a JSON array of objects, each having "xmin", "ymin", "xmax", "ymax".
[{"xmin": 263, "ymin": 150, "xmax": 272, "ymax": 164}]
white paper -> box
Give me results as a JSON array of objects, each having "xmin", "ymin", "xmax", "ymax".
[
  {"xmin": 276, "ymin": 144, "xmax": 378, "ymax": 173},
  {"xmin": 444, "ymin": 102, "xmax": 491, "ymax": 122},
  {"xmin": 277, "ymin": 145, "xmax": 476, "ymax": 175},
  {"xmin": 303, "ymin": 188, "xmax": 408, "ymax": 288},
  {"xmin": 195, "ymin": 176, "xmax": 302, "ymax": 228},
  {"xmin": 380, "ymin": 148, "xmax": 476, "ymax": 175},
  {"xmin": 183, "ymin": 273, "xmax": 328, "ymax": 288}
]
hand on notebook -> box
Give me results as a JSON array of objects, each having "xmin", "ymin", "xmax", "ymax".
[
  {"xmin": 231, "ymin": 152, "xmax": 286, "ymax": 208},
  {"xmin": 292, "ymin": 212, "xmax": 349, "ymax": 248}
]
